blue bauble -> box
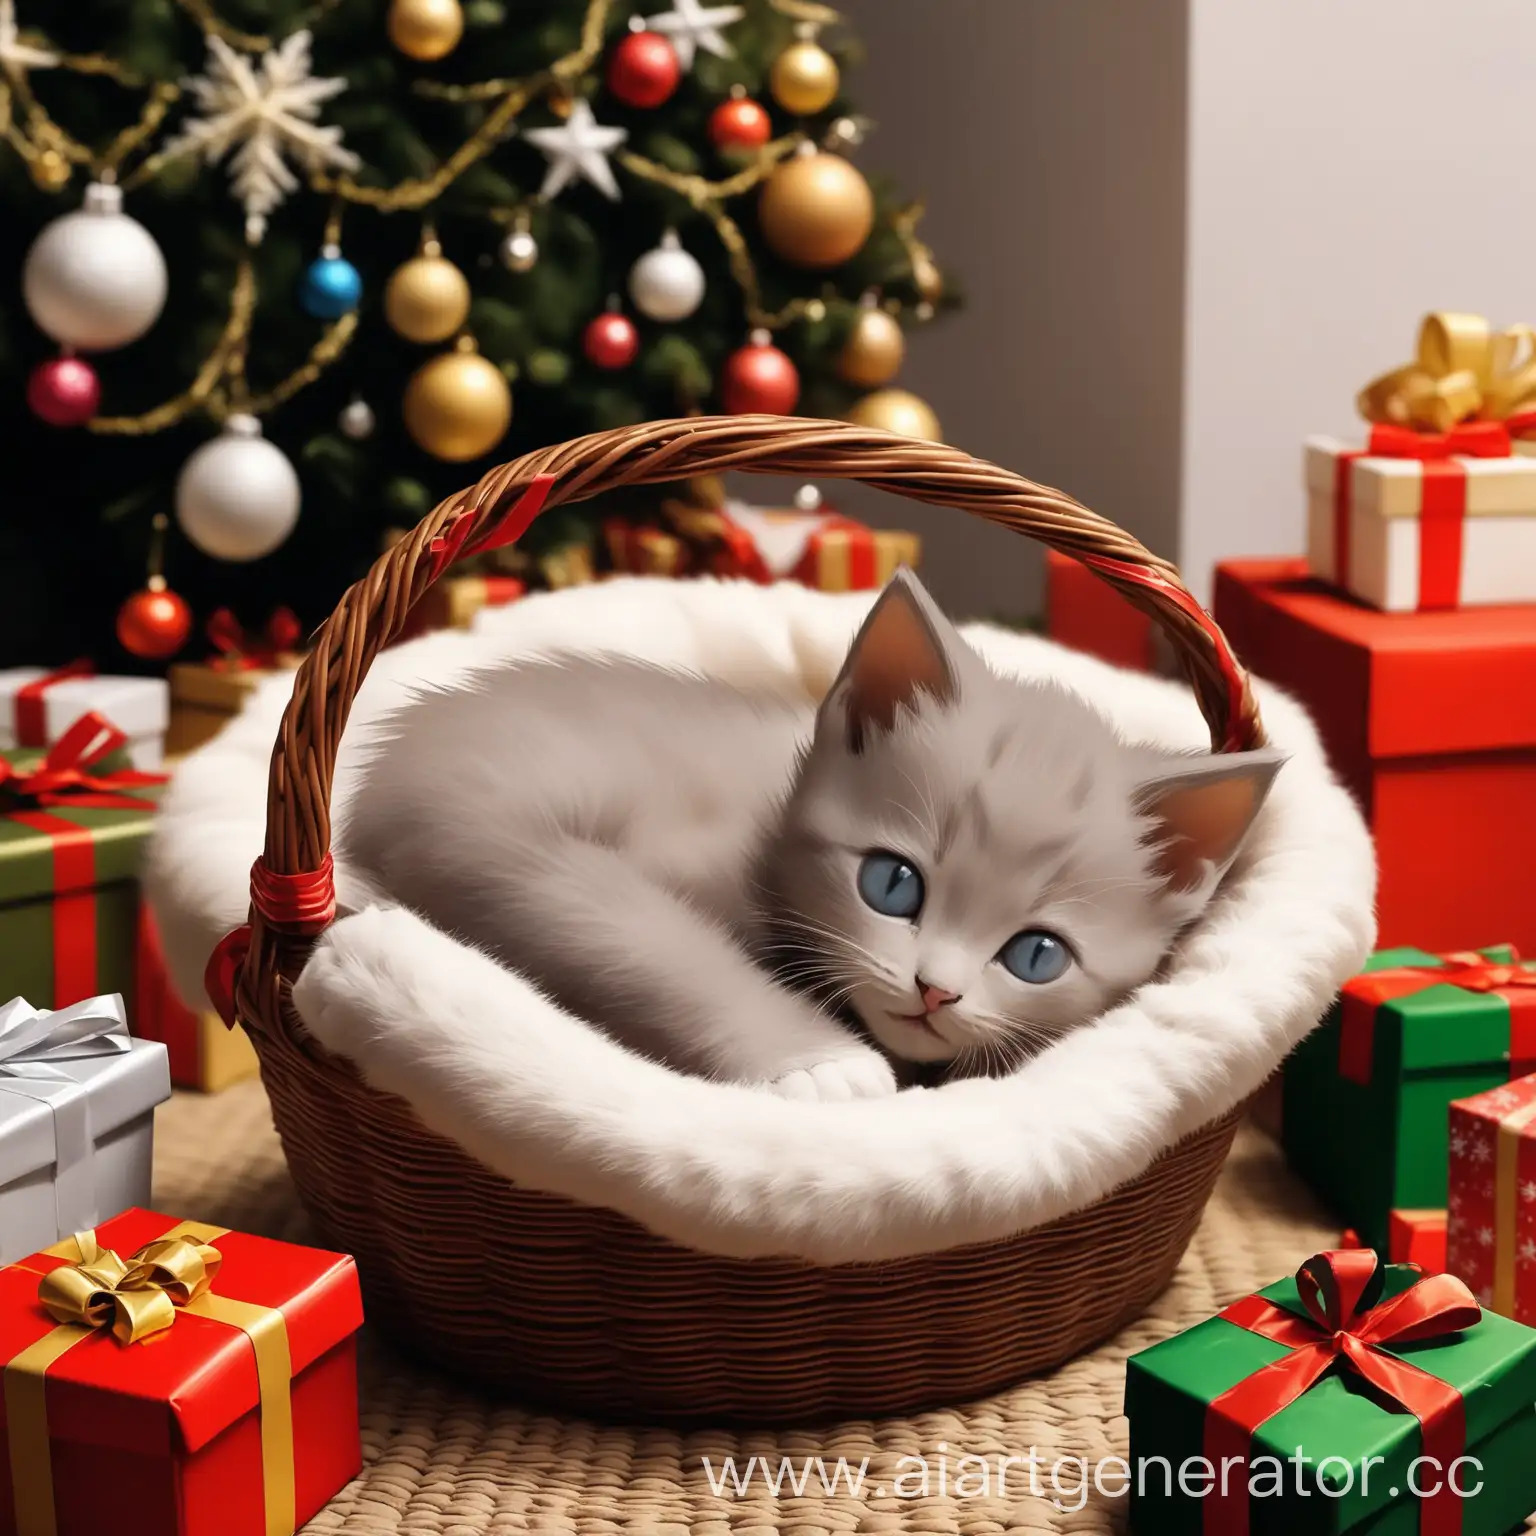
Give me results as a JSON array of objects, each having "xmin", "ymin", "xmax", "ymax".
[{"xmin": 299, "ymin": 249, "xmax": 362, "ymax": 319}]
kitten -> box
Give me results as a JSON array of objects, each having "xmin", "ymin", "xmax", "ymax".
[{"xmin": 338, "ymin": 570, "xmax": 1281, "ymax": 1101}]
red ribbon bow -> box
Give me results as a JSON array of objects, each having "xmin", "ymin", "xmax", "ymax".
[
  {"xmin": 1367, "ymin": 420, "xmax": 1513, "ymax": 460},
  {"xmin": 1204, "ymin": 1250, "xmax": 1479, "ymax": 1535},
  {"xmin": 0, "ymin": 711, "xmax": 165, "ymax": 811},
  {"xmin": 1339, "ymin": 947, "xmax": 1536, "ymax": 1084},
  {"xmin": 206, "ymin": 608, "xmax": 303, "ymax": 671}
]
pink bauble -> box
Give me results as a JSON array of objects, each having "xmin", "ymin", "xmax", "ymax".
[{"xmin": 27, "ymin": 355, "xmax": 101, "ymax": 426}]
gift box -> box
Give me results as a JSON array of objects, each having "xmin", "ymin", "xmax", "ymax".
[
  {"xmin": 1305, "ymin": 428, "xmax": 1536, "ymax": 611},
  {"xmin": 1214, "ymin": 557, "xmax": 1536, "ymax": 953},
  {"xmin": 0, "ymin": 1206, "xmax": 363, "ymax": 1536},
  {"xmin": 1306, "ymin": 311, "xmax": 1536, "ymax": 611},
  {"xmin": 0, "ymin": 994, "xmax": 169, "ymax": 1266},
  {"xmin": 1044, "ymin": 549, "xmax": 1157, "ymax": 670},
  {"xmin": 695, "ymin": 500, "xmax": 920, "ymax": 591},
  {"xmin": 393, "ymin": 573, "xmax": 527, "ymax": 643},
  {"xmin": 165, "ymin": 610, "xmax": 302, "ymax": 758},
  {"xmin": 0, "ymin": 721, "xmax": 162, "ymax": 1011},
  {"xmin": 1126, "ymin": 1249, "xmax": 1536, "ymax": 1536},
  {"xmin": 134, "ymin": 909, "xmax": 256, "ymax": 1093},
  {"xmin": 602, "ymin": 519, "xmax": 694, "ymax": 578},
  {"xmin": 1284, "ymin": 945, "xmax": 1536, "ymax": 1249},
  {"xmin": 166, "ymin": 660, "xmax": 297, "ymax": 757},
  {"xmin": 1391, "ymin": 1208, "xmax": 1448, "ymax": 1275},
  {"xmin": 0, "ymin": 666, "xmax": 168, "ymax": 775},
  {"xmin": 1448, "ymin": 1075, "xmax": 1536, "ymax": 1322}
]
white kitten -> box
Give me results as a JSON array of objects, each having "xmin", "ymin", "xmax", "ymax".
[{"xmin": 339, "ymin": 571, "xmax": 1281, "ymax": 1100}]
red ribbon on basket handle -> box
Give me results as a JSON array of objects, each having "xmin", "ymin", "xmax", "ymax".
[
  {"xmin": 1203, "ymin": 1249, "xmax": 1479, "ymax": 1536},
  {"xmin": 1073, "ymin": 552, "xmax": 1249, "ymax": 751},
  {"xmin": 426, "ymin": 473, "xmax": 557, "ymax": 584},
  {"xmin": 0, "ymin": 711, "xmax": 165, "ymax": 810},
  {"xmin": 205, "ymin": 853, "xmax": 338, "ymax": 1028},
  {"xmin": 13, "ymin": 659, "xmax": 95, "ymax": 747},
  {"xmin": 206, "ymin": 607, "xmax": 303, "ymax": 670}
]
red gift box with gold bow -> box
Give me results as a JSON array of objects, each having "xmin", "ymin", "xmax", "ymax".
[
  {"xmin": 0, "ymin": 1207, "xmax": 362, "ymax": 1536},
  {"xmin": 1305, "ymin": 312, "xmax": 1536, "ymax": 611},
  {"xmin": 1127, "ymin": 1248, "xmax": 1536, "ymax": 1536}
]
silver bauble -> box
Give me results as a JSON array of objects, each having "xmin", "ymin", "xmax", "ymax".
[
  {"xmin": 627, "ymin": 229, "xmax": 706, "ymax": 323},
  {"xmin": 175, "ymin": 415, "xmax": 302, "ymax": 562},
  {"xmin": 22, "ymin": 182, "xmax": 168, "ymax": 351},
  {"xmin": 499, "ymin": 227, "xmax": 539, "ymax": 273},
  {"xmin": 338, "ymin": 397, "xmax": 376, "ymax": 439}
]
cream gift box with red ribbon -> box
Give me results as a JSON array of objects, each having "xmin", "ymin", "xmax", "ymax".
[
  {"xmin": 0, "ymin": 665, "xmax": 168, "ymax": 773},
  {"xmin": 1305, "ymin": 421, "xmax": 1536, "ymax": 611}
]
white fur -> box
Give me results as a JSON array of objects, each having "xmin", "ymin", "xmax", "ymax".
[{"xmin": 145, "ymin": 576, "xmax": 1376, "ymax": 1264}]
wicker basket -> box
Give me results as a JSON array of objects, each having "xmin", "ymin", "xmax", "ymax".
[{"xmin": 234, "ymin": 416, "xmax": 1263, "ymax": 1422}]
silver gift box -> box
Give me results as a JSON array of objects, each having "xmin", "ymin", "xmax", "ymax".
[{"xmin": 0, "ymin": 993, "xmax": 171, "ymax": 1264}]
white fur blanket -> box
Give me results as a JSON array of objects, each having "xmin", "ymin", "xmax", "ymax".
[{"xmin": 145, "ymin": 576, "xmax": 1376, "ymax": 1264}]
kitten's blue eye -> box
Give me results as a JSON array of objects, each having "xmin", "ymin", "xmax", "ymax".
[
  {"xmin": 857, "ymin": 851, "xmax": 925, "ymax": 919},
  {"xmin": 999, "ymin": 930, "xmax": 1071, "ymax": 984}
]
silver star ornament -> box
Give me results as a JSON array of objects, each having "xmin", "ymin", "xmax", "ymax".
[
  {"xmin": 644, "ymin": 0, "xmax": 744, "ymax": 71},
  {"xmin": 523, "ymin": 98, "xmax": 627, "ymax": 202}
]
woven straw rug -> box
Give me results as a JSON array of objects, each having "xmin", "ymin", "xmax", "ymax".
[{"xmin": 154, "ymin": 1082, "xmax": 1348, "ymax": 1535}]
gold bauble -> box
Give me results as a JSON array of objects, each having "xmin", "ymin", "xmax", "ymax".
[
  {"xmin": 769, "ymin": 40, "xmax": 840, "ymax": 116},
  {"xmin": 758, "ymin": 151, "xmax": 874, "ymax": 270},
  {"xmin": 31, "ymin": 148, "xmax": 71, "ymax": 192},
  {"xmin": 836, "ymin": 305, "xmax": 905, "ymax": 388},
  {"xmin": 402, "ymin": 344, "xmax": 512, "ymax": 462},
  {"xmin": 384, "ymin": 253, "xmax": 471, "ymax": 343},
  {"xmin": 847, "ymin": 388, "xmax": 941, "ymax": 442},
  {"xmin": 387, "ymin": 0, "xmax": 463, "ymax": 60}
]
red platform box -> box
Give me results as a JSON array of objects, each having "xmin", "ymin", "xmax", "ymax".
[
  {"xmin": 0, "ymin": 1207, "xmax": 363, "ymax": 1536},
  {"xmin": 1044, "ymin": 549, "xmax": 1156, "ymax": 671},
  {"xmin": 1213, "ymin": 557, "xmax": 1536, "ymax": 954},
  {"xmin": 1390, "ymin": 1208, "xmax": 1448, "ymax": 1274}
]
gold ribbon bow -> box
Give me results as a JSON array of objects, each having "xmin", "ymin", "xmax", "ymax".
[
  {"xmin": 1358, "ymin": 312, "xmax": 1536, "ymax": 431},
  {"xmin": 37, "ymin": 1232, "xmax": 221, "ymax": 1345}
]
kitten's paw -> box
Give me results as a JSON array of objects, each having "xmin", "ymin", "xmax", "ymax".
[{"xmin": 767, "ymin": 1048, "xmax": 898, "ymax": 1103}]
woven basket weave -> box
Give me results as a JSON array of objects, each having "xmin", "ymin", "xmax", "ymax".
[{"xmin": 234, "ymin": 416, "xmax": 1261, "ymax": 1422}]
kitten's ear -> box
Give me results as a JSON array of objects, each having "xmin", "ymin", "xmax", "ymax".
[
  {"xmin": 1135, "ymin": 748, "xmax": 1286, "ymax": 890},
  {"xmin": 823, "ymin": 568, "xmax": 963, "ymax": 751}
]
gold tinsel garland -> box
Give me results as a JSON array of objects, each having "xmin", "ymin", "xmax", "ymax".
[{"xmin": 4, "ymin": 0, "xmax": 937, "ymax": 439}]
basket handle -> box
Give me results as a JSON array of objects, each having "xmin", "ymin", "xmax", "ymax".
[{"xmin": 234, "ymin": 415, "xmax": 1262, "ymax": 1030}]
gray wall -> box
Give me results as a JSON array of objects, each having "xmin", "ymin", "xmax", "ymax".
[{"xmin": 830, "ymin": 0, "xmax": 1189, "ymax": 622}]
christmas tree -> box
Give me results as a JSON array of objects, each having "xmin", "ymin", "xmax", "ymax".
[{"xmin": 0, "ymin": 0, "xmax": 952, "ymax": 666}]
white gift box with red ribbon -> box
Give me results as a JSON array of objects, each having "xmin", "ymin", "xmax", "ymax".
[
  {"xmin": 0, "ymin": 664, "xmax": 169, "ymax": 770},
  {"xmin": 1305, "ymin": 420, "xmax": 1536, "ymax": 612}
]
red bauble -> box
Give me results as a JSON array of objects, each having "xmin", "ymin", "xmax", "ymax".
[
  {"xmin": 721, "ymin": 335, "xmax": 800, "ymax": 415},
  {"xmin": 116, "ymin": 583, "xmax": 193, "ymax": 660},
  {"xmin": 709, "ymin": 97, "xmax": 772, "ymax": 151},
  {"xmin": 606, "ymin": 31, "xmax": 681, "ymax": 108},
  {"xmin": 27, "ymin": 355, "xmax": 101, "ymax": 426},
  {"xmin": 583, "ymin": 311, "xmax": 640, "ymax": 370}
]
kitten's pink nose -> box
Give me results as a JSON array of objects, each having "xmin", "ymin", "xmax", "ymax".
[{"xmin": 916, "ymin": 978, "xmax": 961, "ymax": 1013}]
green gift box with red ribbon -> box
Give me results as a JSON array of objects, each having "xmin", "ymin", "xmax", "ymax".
[
  {"xmin": 1126, "ymin": 1249, "xmax": 1536, "ymax": 1536},
  {"xmin": 0, "ymin": 714, "xmax": 163, "ymax": 1011},
  {"xmin": 1284, "ymin": 946, "xmax": 1536, "ymax": 1251}
]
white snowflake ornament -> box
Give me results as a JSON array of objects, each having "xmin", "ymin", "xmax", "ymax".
[
  {"xmin": 523, "ymin": 99, "xmax": 626, "ymax": 202},
  {"xmin": 164, "ymin": 30, "xmax": 359, "ymax": 241},
  {"xmin": 644, "ymin": 0, "xmax": 743, "ymax": 70},
  {"xmin": 0, "ymin": 0, "xmax": 57, "ymax": 78}
]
